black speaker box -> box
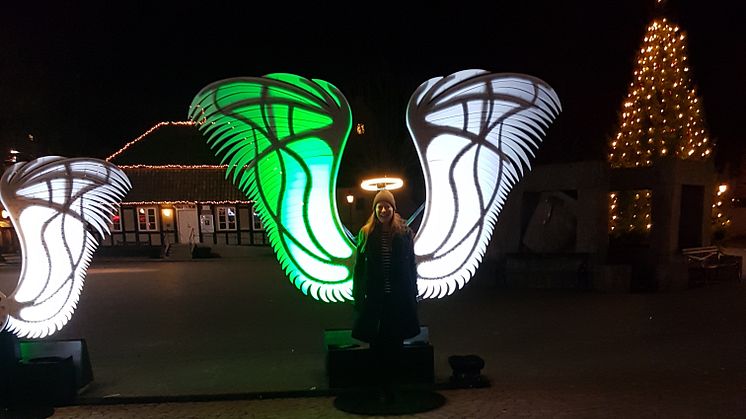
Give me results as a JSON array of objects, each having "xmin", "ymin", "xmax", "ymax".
[
  {"xmin": 324, "ymin": 327, "xmax": 434, "ymax": 388},
  {"xmin": 14, "ymin": 355, "xmax": 77, "ymax": 406},
  {"xmin": 18, "ymin": 338, "xmax": 93, "ymax": 391}
]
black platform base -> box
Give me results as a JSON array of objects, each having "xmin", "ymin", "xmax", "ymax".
[
  {"xmin": 334, "ymin": 389, "xmax": 446, "ymax": 415},
  {"xmin": 19, "ymin": 338, "xmax": 94, "ymax": 390},
  {"xmin": 324, "ymin": 327, "xmax": 434, "ymax": 389},
  {"xmin": 1, "ymin": 333, "xmax": 93, "ymax": 408}
]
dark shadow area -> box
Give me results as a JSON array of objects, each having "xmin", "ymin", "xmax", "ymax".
[{"xmin": 334, "ymin": 388, "xmax": 445, "ymax": 415}]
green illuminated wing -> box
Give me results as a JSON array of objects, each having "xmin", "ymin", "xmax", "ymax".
[{"xmin": 189, "ymin": 74, "xmax": 354, "ymax": 302}]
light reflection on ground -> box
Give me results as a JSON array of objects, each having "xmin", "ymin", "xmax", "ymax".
[{"xmin": 88, "ymin": 268, "xmax": 160, "ymax": 274}]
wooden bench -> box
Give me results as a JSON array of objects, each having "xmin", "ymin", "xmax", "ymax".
[{"xmin": 682, "ymin": 246, "xmax": 742, "ymax": 285}]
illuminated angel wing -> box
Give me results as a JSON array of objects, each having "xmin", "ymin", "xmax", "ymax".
[
  {"xmin": 189, "ymin": 74, "xmax": 355, "ymax": 302},
  {"xmin": 407, "ymin": 70, "xmax": 561, "ymax": 298},
  {"xmin": 0, "ymin": 157, "xmax": 131, "ymax": 338}
]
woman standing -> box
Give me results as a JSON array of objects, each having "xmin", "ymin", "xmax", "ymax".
[{"xmin": 352, "ymin": 190, "xmax": 420, "ymax": 397}]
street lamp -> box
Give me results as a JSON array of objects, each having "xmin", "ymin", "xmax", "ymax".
[{"xmin": 345, "ymin": 194, "xmax": 354, "ymax": 224}]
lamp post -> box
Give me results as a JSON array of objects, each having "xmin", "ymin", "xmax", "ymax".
[{"xmin": 346, "ymin": 194, "xmax": 354, "ymax": 225}]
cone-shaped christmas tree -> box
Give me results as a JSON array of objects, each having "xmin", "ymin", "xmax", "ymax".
[
  {"xmin": 609, "ymin": 18, "xmax": 711, "ymax": 168},
  {"xmin": 608, "ymin": 15, "xmax": 715, "ymax": 237}
]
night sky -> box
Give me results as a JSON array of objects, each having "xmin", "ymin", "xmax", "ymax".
[{"xmin": 2, "ymin": 1, "xmax": 744, "ymax": 186}]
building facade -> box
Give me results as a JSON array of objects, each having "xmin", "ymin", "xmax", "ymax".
[{"xmin": 103, "ymin": 166, "xmax": 267, "ymax": 248}]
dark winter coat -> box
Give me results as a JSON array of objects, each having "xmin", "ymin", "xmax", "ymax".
[{"xmin": 351, "ymin": 224, "xmax": 420, "ymax": 343}]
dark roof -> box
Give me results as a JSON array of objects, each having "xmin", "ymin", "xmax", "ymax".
[
  {"xmin": 121, "ymin": 167, "xmax": 249, "ymax": 203},
  {"xmin": 108, "ymin": 124, "xmax": 220, "ymax": 165}
]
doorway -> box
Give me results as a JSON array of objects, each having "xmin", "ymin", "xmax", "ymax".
[{"xmin": 176, "ymin": 208, "xmax": 199, "ymax": 244}]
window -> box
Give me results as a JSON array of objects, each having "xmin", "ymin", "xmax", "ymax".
[
  {"xmin": 111, "ymin": 208, "xmax": 122, "ymax": 232},
  {"xmin": 137, "ymin": 207, "xmax": 158, "ymax": 231},
  {"xmin": 216, "ymin": 206, "xmax": 237, "ymax": 231},
  {"xmin": 252, "ymin": 211, "xmax": 264, "ymax": 231}
]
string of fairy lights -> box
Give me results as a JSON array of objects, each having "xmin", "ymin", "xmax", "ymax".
[
  {"xmin": 106, "ymin": 121, "xmax": 254, "ymax": 205},
  {"xmin": 607, "ymin": 16, "xmax": 727, "ymax": 237},
  {"xmin": 609, "ymin": 191, "xmax": 652, "ymax": 235},
  {"xmin": 713, "ymin": 185, "xmax": 732, "ymax": 230},
  {"xmin": 105, "ymin": 120, "xmax": 198, "ymax": 163},
  {"xmin": 608, "ymin": 18, "xmax": 711, "ymax": 169}
]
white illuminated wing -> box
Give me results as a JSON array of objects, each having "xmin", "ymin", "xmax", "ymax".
[
  {"xmin": 0, "ymin": 157, "xmax": 131, "ymax": 338},
  {"xmin": 407, "ymin": 70, "xmax": 561, "ymax": 298}
]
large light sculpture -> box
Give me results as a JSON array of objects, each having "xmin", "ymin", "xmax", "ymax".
[
  {"xmin": 407, "ymin": 70, "xmax": 561, "ymax": 297},
  {"xmin": 190, "ymin": 74, "xmax": 355, "ymax": 302},
  {"xmin": 189, "ymin": 70, "xmax": 560, "ymax": 301},
  {"xmin": 0, "ymin": 157, "xmax": 131, "ymax": 338}
]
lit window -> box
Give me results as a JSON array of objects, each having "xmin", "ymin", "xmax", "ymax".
[
  {"xmin": 216, "ymin": 206, "xmax": 237, "ymax": 231},
  {"xmin": 137, "ymin": 207, "xmax": 158, "ymax": 231},
  {"xmin": 252, "ymin": 211, "xmax": 264, "ymax": 231},
  {"xmin": 111, "ymin": 208, "xmax": 122, "ymax": 232}
]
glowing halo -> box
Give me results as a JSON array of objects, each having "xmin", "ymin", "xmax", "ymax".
[{"xmin": 360, "ymin": 177, "xmax": 404, "ymax": 191}]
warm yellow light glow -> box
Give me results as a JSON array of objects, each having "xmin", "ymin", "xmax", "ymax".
[
  {"xmin": 345, "ymin": 194, "xmax": 354, "ymax": 204},
  {"xmin": 608, "ymin": 17, "xmax": 710, "ymax": 171},
  {"xmin": 1, "ymin": 210, "xmax": 7, "ymax": 219},
  {"xmin": 162, "ymin": 208, "xmax": 173, "ymax": 218},
  {"xmin": 718, "ymin": 184, "xmax": 728, "ymax": 194},
  {"xmin": 360, "ymin": 177, "xmax": 404, "ymax": 191}
]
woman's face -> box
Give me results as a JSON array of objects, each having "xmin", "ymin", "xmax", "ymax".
[{"xmin": 375, "ymin": 201, "xmax": 394, "ymax": 224}]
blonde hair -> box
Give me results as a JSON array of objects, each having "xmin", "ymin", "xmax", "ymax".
[{"xmin": 360, "ymin": 212, "xmax": 408, "ymax": 237}]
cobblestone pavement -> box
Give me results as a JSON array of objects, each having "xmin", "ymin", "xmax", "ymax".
[
  {"xmin": 2, "ymin": 251, "xmax": 745, "ymax": 418},
  {"xmin": 46, "ymin": 383, "xmax": 746, "ymax": 418}
]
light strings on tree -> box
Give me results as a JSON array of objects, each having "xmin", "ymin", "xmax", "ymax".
[
  {"xmin": 712, "ymin": 183, "xmax": 732, "ymax": 232},
  {"xmin": 609, "ymin": 190, "xmax": 652, "ymax": 237},
  {"xmin": 607, "ymin": 17, "xmax": 717, "ymax": 237},
  {"xmin": 608, "ymin": 18, "xmax": 711, "ymax": 169}
]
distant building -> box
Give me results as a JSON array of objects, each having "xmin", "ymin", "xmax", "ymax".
[
  {"xmin": 102, "ymin": 121, "xmax": 266, "ymax": 250},
  {"xmin": 103, "ymin": 165, "xmax": 266, "ymax": 249}
]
